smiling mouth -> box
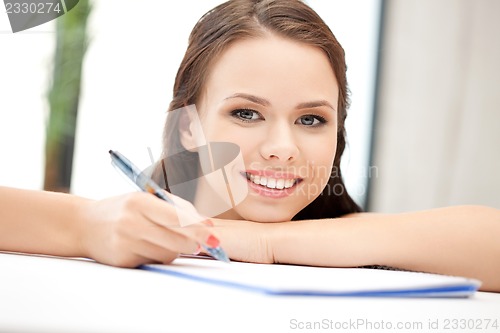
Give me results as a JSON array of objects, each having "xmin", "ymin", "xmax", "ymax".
[{"xmin": 242, "ymin": 172, "xmax": 302, "ymax": 190}]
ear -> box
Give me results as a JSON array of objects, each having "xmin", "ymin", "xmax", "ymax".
[
  {"xmin": 178, "ymin": 106, "xmax": 206, "ymax": 152},
  {"xmin": 178, "ymin": 111, "xmax": 197, "ymax": 152}
]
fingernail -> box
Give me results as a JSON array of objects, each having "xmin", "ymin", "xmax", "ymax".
[
  {"xmin": 202, "ymin": 219, "xmax": 214, "ymax": 227},
  {"xmin": 206, "ymin": 234, "xmax": 220, "ymax": 248}
]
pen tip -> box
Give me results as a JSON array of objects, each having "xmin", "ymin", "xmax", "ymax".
[{"xmin": 204, "ymin": 245, "xmax": 231, "ymax": 263}]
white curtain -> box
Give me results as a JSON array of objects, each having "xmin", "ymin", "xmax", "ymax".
[{"xmin": 370, "ymin": 0, "xmax": 500, "ymax": 212}]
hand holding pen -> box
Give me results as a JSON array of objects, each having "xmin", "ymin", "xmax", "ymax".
[{"xmin": 109, "ymin": 150, "xmax": 230, "ymax": 263}]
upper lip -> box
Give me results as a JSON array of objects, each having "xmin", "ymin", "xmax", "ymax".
[{"xmin": 243, "ymin": 170, "xmax": 302, "ymax": 180}]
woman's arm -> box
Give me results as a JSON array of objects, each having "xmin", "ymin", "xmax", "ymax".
[
  {"xmin": 213, "ymin": 205, "xmax": 500, "ymax": 292},
  {"xmin": 0, "ymin": 186, "xmax": 215, "ymax": 267},
  {"xmin": 0, "ymin": 186, "xmax": 88, "ymax": 257}
]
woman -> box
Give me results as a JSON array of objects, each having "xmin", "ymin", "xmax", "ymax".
[{"xmin": 0, "ymin": 0, "xmax": 499, "ymax": 292}]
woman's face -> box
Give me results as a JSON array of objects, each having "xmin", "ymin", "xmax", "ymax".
[{"xmin": 196, "ymin": 33, "xmax": 339, "ymax": 222}]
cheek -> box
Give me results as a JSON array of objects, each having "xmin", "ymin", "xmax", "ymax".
[
  {"xmin": 304, "ymin": 134, "xmax": 337, "ymax": 186},
  {"xmin": 302, "ymin": 132, "xmax": 337, "ymax": 161},
  {"xmin": 203, "ymin": 123, "xmax": 259, "ymax": 158},
  {"xmin": 229, "ymin": 135, "xmax": 261, "ymax": 172},
  {"xmin": 326, "ymin": 135, "xmax": 337, "ymax": 166}
]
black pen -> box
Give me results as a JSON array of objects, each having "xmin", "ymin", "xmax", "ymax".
[{"xmin": 109, "ymin": 150, "xmax": 230, "ymax": 263}]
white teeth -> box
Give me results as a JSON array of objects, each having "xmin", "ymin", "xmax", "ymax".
[{"xmin": 248, "ymin": 174, "xmax": 297, "ymax": 190}]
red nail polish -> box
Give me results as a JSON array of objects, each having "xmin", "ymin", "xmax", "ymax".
[{"xmin": 206, "ymin": 234, "xmax": 220, "ymax": 248}]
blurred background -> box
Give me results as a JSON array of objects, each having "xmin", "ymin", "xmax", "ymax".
[{"xmin": 0, "ymin": 0, "xmax": 499, "ymax": 212}]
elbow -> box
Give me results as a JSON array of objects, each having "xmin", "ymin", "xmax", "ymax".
[{"xmin": 478, "ymin": 245, "xmax": 500, "ymax": 293}]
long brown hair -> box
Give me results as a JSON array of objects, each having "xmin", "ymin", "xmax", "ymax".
[{"xmin": 156, "ymin": 0, "xmax": 362, "ymax": 219}]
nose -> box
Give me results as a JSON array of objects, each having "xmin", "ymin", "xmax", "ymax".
[{"xmin": 259, "ymin": 121, "xmax": 299, "ymax": 162}]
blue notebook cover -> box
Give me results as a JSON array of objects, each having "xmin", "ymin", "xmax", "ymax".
[{"xmin": 140, "ymin": 257, "xmax": 481, "ymax": 298}]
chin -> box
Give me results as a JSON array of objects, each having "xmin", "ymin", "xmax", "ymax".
[
  {"xmin": 239, "ymin": 208, "xmax": 297, "ymax": 223},
  {"xmin": 219, "ymin": 198, "xmax": 307, "ymax": 222}
]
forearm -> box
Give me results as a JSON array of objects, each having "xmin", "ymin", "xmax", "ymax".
[
  {"xmin": 270, "ymin": 206, "xmax": 500, "ymax": 292},
  {"xmin": 0, "ymin": 186, "xmax": 90, "ymax": 257},
  {"xmin": 269, "ymin": 217, "xmax": 379, "ymax": 267}
]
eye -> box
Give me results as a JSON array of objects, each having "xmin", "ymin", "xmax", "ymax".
[
  {"xmin": 230, "ymin": 109, "xmax": 263, "ymax": 122},
  {"xmin": 296, "ymin": 114, "xmax": 327, "ymax": 127}
]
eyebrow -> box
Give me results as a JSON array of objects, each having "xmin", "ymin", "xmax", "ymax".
[
  {"xmin": 224, "ymin": 93, "xmax": 336, "ymax": 112},
  {"xmin": 296, "ymin": 100, "xmax": 336, "ymax": 111},
  {"xmin": 224, "ymin": 93, "xmax": 270, "ymax": 106}
]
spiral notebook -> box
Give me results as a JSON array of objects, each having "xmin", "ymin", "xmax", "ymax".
[{"xmin": 140, "ymin": 257, "xmax": 481, "ymax": 298}]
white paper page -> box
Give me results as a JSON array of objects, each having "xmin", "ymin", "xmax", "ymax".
[{"xmin": 146, "ymin": 257, "xmax": 481, "ymax": 295}]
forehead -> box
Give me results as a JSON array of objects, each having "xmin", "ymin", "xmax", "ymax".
[{"xmin": 201, "ymin": 34, "xmax": 339, "ymax": 107}]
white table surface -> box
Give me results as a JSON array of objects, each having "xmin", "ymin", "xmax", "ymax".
[{"xmin": 1, "ymin": 252, "xmax": 499, "ymax": 333}]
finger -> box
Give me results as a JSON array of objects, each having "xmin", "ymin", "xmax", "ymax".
[
  {"xmin": 132, "ymin": 239, "xmax": 180, "ymax": 265},
  {"xmin": 141, "ymin": 216, "xmax": 221, "ymax": 259},
  {"xmin": 155, "ymin": 189, "xmax": 196, "ymax": 210},
  {"xmin": 109, "ymin": 253, "xmax": 154, "ymax": 268},
  {"xmin": 161, "ymin": 190, "xmax": 207, "ymax": 227},
  {"xmin": 128, "ymin": 192, "xmax": 219, "ymax": 251},
  {"xmin": 140, "ymin": 192, "xmax": 206, "ymax": 227},
  {"xmin": 139, "ymin": 219, "xmax": 201, "ymax": 255}
]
